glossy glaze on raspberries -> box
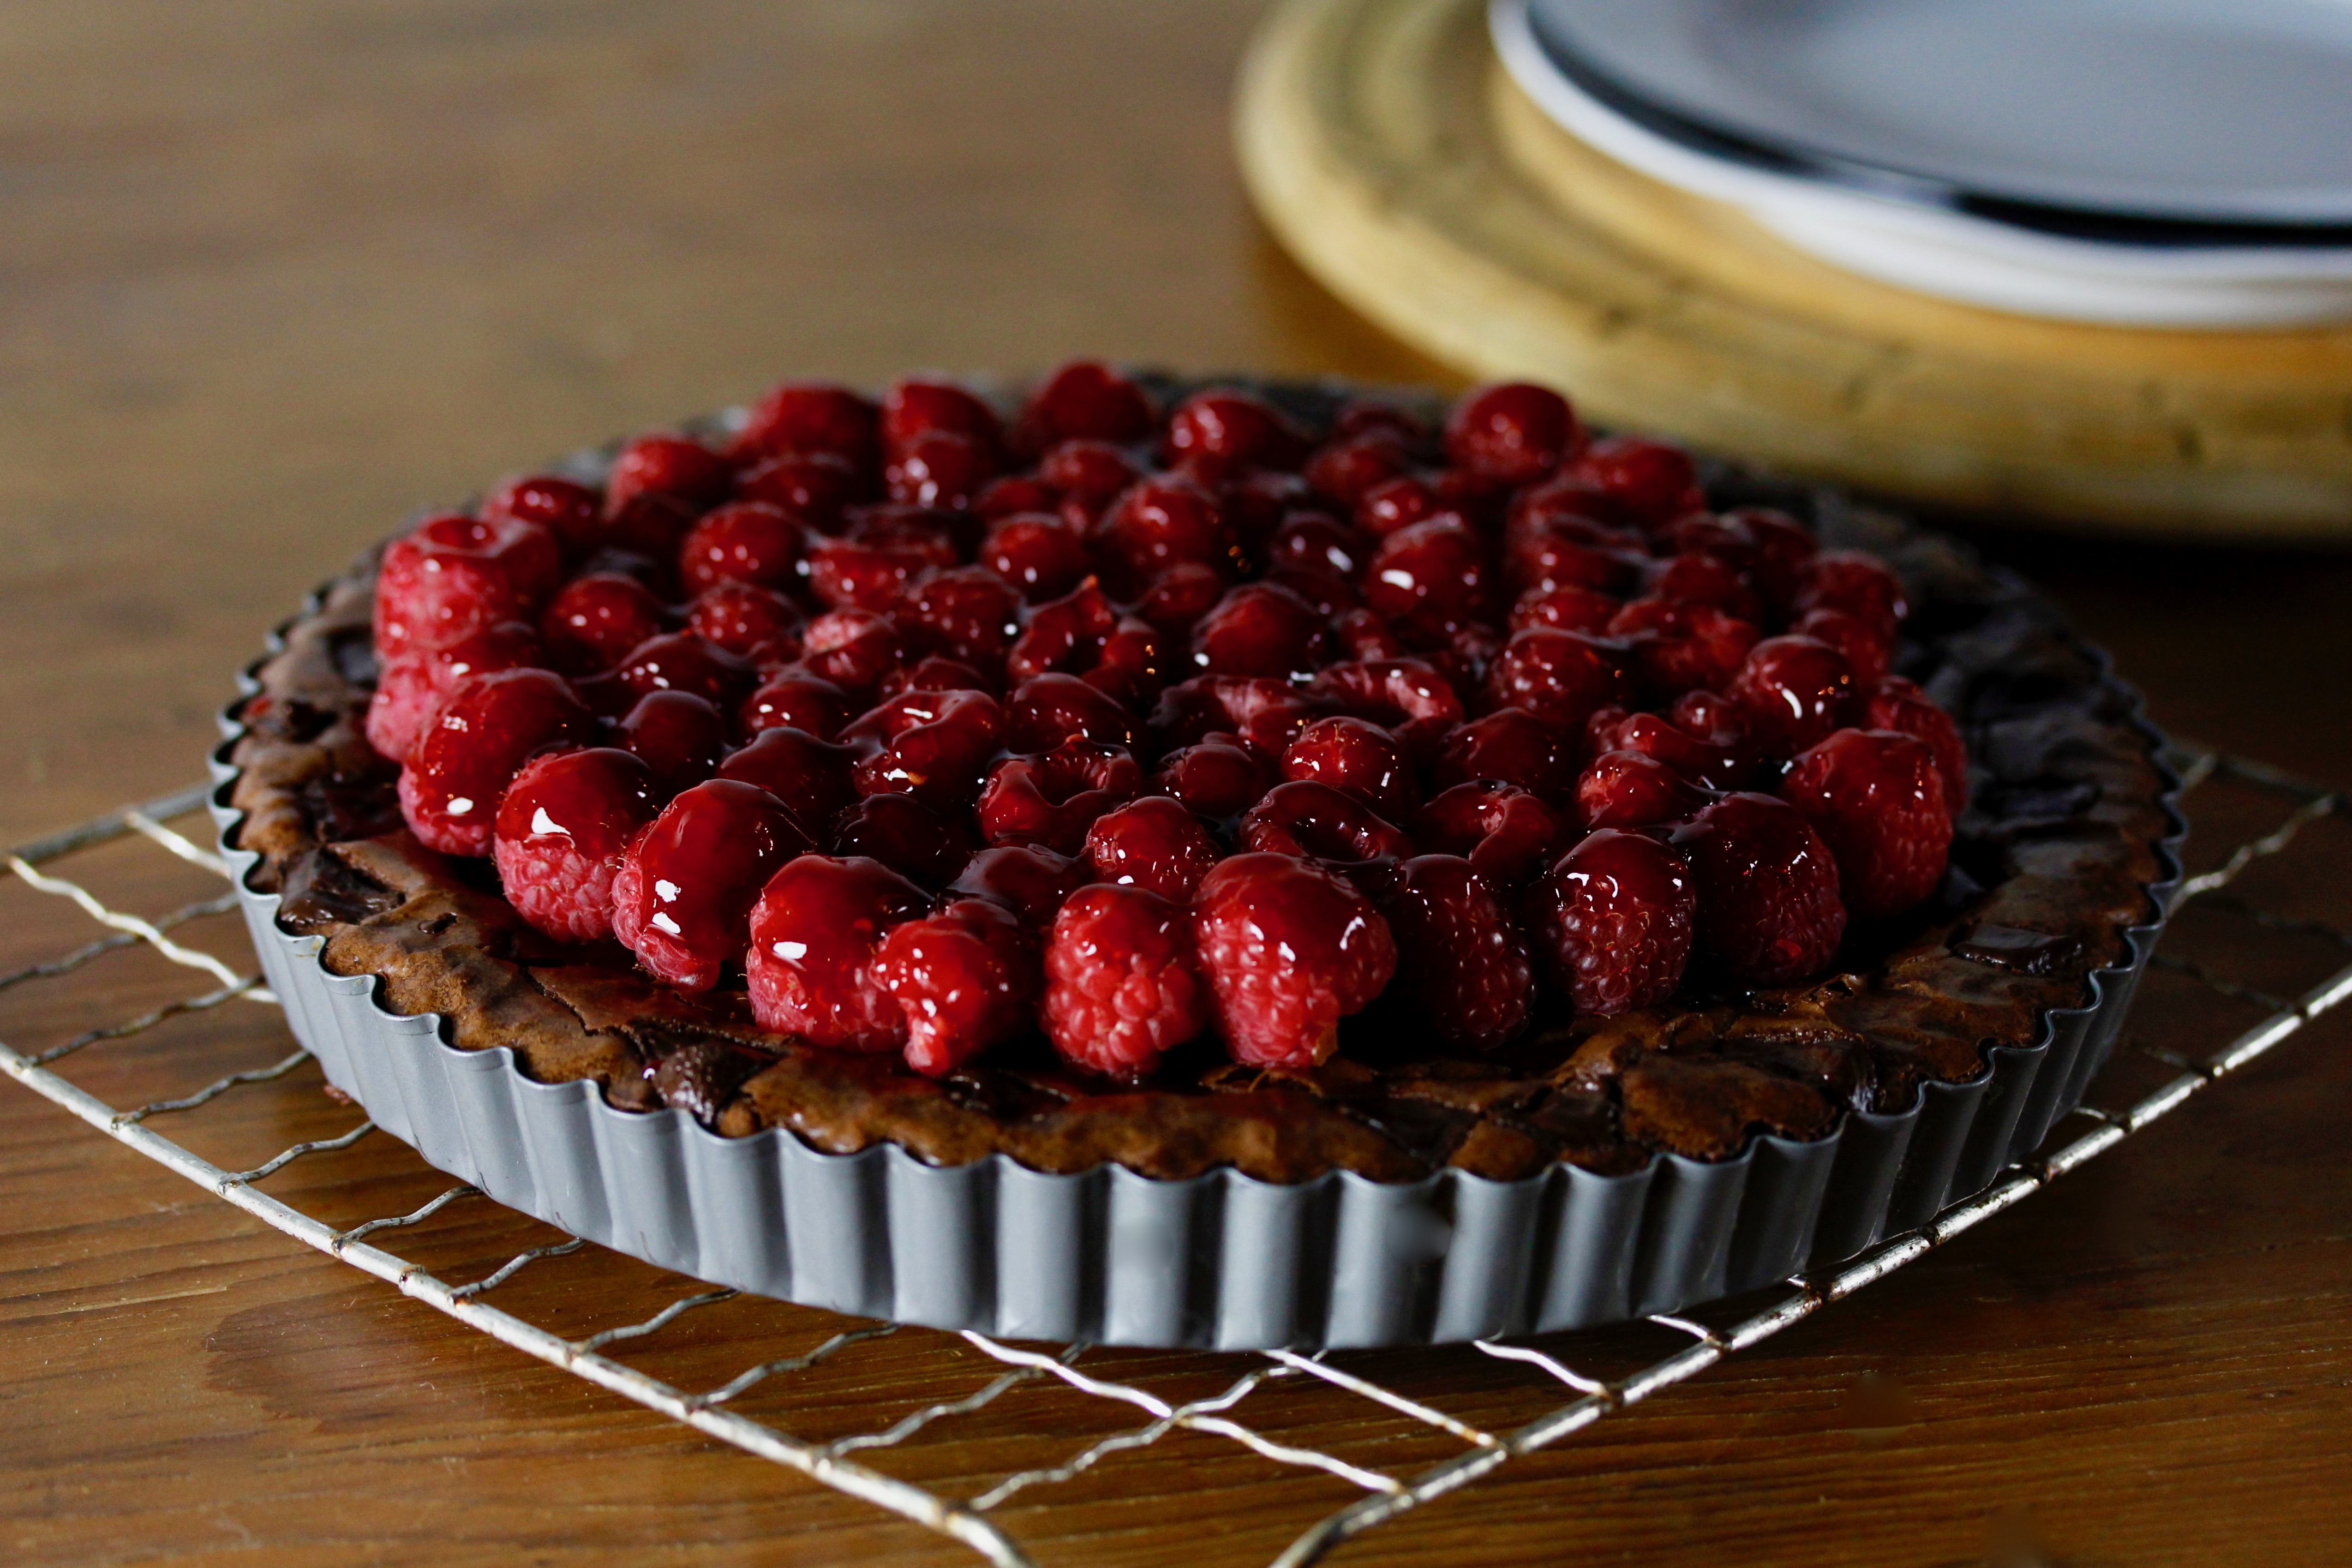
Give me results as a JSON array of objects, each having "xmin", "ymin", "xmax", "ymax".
[{"xmin": 230, "ymin": 371, "xmax": 2174, "ymax": 1185}]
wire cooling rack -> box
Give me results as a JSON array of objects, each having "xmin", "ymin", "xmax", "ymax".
[{"xmin": 3, "ymin": 747, "xmax": 2347, "ymax": 1567}]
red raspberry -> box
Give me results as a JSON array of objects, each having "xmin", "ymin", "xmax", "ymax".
[
  {"xmin": 1355, "ymin": 473, "xmax": 1441, "ymax": 538},
  {"xmin": 1084, "ymin": 794, "xmax": 1223, "ymax": 902},
  {"xmin": 1148, "ymin": 734, "xmax": 1276, "ymax": 820},
  {"xmin": 1508, "ymin": 473, "xmax": 1627, "ymax": 535},
  {"xmin": 1281, "ymin": 716, "xmax": 1418, "ymax": 823},
  {"xmin": 1412, "ymin": 781, "xmax": 1564, "ymax": 890},
  {"xmin": 977, "ymin": 741, "xmax": 1143, "ymax": 853},
  {"xmin": 1588, "ymin": 709, "xmax": 1747, "ymax": 790},
  {"xmin": 1151, "ymin": 675, "xmax": 1327, "ymax": 762},
  {"xmin": 1239, "ymin": 780, "xmax": 1412, "ymax": 891},
  {"xmin": 611, "ymin": 779, "xmax": 813, "ymax": 989},
  {"xmin": 745, "ymin": 855, "xmax": 929, "ymax": 1048},
  {"xmin": 843, "ymin": 688, "xmax": 1005, "ymax": 808},
  {"xmin": 1332, "ymin": 606, "xmax": 1411, "ymax": 662},
  {"xmin": 1670, "ymin": 793, "xmax": 1847, "ymax": 987},
  {"xmin": 1863, "ymin": 675, "xmax": 1968, "ymax": 813},
  {"xmin": 1445, "ymin": 382, "xmax": 1579, "ymax": 484},
  {"xmin": 1222, "ymin": 465, "xmax": 1317, "ymax": 548},
  {"xmin": 1575, "ymin": 749, "xmax": 1712, "ymax": 830},
  {"xmin": 1331, "ymin": 397, "xmax": 1428, "ymax": 444},
  {"xmin": 1381, "ymin": 854, "xmax": 1536, "ymax": 1050},
  {"xmin": 1524, "ymin": 828, "xmax": 1695, "ymax": 1014},
  {"xmin": 1132, "ymin": 562, "xmax": 1230, "ymax": 635},
  {"xmin": 1363, "ymin": 516, "xmax": 1491, "ymax": 634},
  {"xmin": 1645, "ymin": 552, "xmax": 1764, "ymax": 625},
  {"xmin": 539, "ymin": 573, "xmax": 669, "ymax": 675},
  {"xmin": 1432, "ymin": 708, "xmax": 1572, "ymax": 800},
  {"xmin": 796, "ymin": 608, "xmax": 905, "ymax": 699},
  {"xmin": 1792, "ymin": 604, "xmax": 1891, "ymax": 687},
  {"xmin": 1306, "ymin": 658, "xmax": 1466, "ymax": 762},
  {"xmin": 1503, "ymin": 522, "xmax": 1636, "ymax": 600},
  {"xmin": 484, "ymin": 475, "xmax": 602, "ymax": 557},
  {"xmin": 1605, "ymin": 595, "xmax": 1760, "ymax": 699},
  {"xmin": 874, "ymin": 898, "xmax": 1036, "ymax": 1077},
  {"xmin": 737, "ymin": 450, "xmax": 864, "ymax": 533},
  {"xmin": 678, "ymin": 501, "xmax": 810, "ymax": 597},
  {"xmin": 1511, "ymin": 583, "xmax": 1621, "ymax": 636},
  {"xmin": 1794, "ymin": 549, "xmax": 1907, "ymax": 645},
  {"xmin": 1484, "ymin": 628, "xmax": 1636, "ymax": 732},
  {"xmin": 398, "ymin": 669, "xmax": 595, "ymax": 856},
  {"xmin": 1564, "ymin": 437, "xmax": 1704, "ymax": 527},
  {"xmin": 949, "ymin": 843, "xmax": 1092, "ymax": 928},
  {"xmin": 974, "ymin": 474, "xmax": 1060, "ymax": 521},
  {"xmin": 1728, "ymin": 635, "xmax": 1856, "ymax": 757},
  {"xmin": 732, "ymin": 382, "xmax": 881, "ymax": 469},
  {"xmin": 1039, "ymin": 440, "xmax": 1143, "ymax": 519},
  {"xmin": 1267, "ymin": 511, "xmax": 1371, "ymax": 580},
  {"xmin": 600, "ymin": 490, "xmax": 702, "ymax": 564},
  {"xmin": 1093, "ymin": 476, "xmax": 1237, "ymax": 593},
  {"xmin": 1656, "ymin": 512, "xmax": 1758, "ymax": 573},
  {"xmin": 366, "ymin": 620, "xmax": 540, "ymax": 766},
  {"xmin": 608, "ymin": 434, "xmax": 732, "ymax": 513},
  {"xmin": 1194, "ymin": 854, "xmax": 1397, "ymax": 1069},
  {"xmin": 1004, "ymin": 672, "xmax": 1138, "ymax": 753},
  {"xmin": 844, "ymin": 501, "xmax": 976, "ymax": 558},
  {"xmin": 1667, "ymin": 687, "xmax": 1749, "ymax": 746},
  {"xmin": 1016, "ymin": 361, "xmax": 1156, "ymax": 451},
  {"xmin": 1724, "ymin": 506, "xmax": 1818, "ymax": 610},
  {"xmin": 981, "ymin": 513, "xmax": 1089, "ymax": 602},
  {"xmin": 718, "ymin": 724, "xmax": 861, "ymax": 829},
  {"xmin": 1006, "ymin": 579, "xmax": 1115, "ymax": 679},
  {"xmin": 376, "ymin": 511, "xmax": 563, "ymax": 658},
  {"xmin": 1165, "ymin": 389, "xmax": 1309, "ymax": 477},
  {"xmin": 830, "ymin": 792, "xmax": 976, "ymax": 887},
  {"xmin": 807, "ymin": 537, "xmax": 940, "ymax": 613},
  {"xmin": 899, "ymin": 565, "xmax": 1022, "ymax": 667},
  {"xmin": 603, "ymin": 632, "xmax": 755, "ymax": 714},
  {"xmin": 1190, "ymin": 581, "xmax": 1330, "ymax": 678},
  {"xmin": 1779, "ymin": 728, "xmax": 1952, "ymax": 918},
  {"xmin": 1043, "ymin": 885, "xmax": 1209, "ymax": 1079},
  {"xmin": 740, "ymin": 668, "xmax": 855, "ymax": 741},
  {"xmin": 688, "ymin": 581, "xmax": 804, "ymax": 664},
  {"xmin": 882, "ymin": 378, "xmax": 1004, "ymax": 456},
  {"xmin": 492, "ymin": 748, "xmax": 661, "ymax": 942},
  {"xmin": 886, "ymin": 428, "xmax": 997, "ymax": 510},
  {"xmin": 615, "ymin": 690, "xmax": 729, "ymax": 796},
  {"xmin": 1304, "ymin": 431, "xmax": 1412, "ymax": 509}
]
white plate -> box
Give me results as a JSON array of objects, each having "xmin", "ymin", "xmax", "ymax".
[{"xmin": 1492, "ymin": 0, "xmax": 2352, "ymax": 326}]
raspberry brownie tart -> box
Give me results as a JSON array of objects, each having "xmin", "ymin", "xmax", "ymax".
[{"xmin": 214, "ymin": 367, "xmax": 2179, "ymax": 1348}]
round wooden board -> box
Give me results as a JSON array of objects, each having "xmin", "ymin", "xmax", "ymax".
[{"xmin": 1234, "ymin": 0, "xmax": 2352, "ymax": 539}]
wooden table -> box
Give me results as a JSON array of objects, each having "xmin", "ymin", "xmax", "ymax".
[{"xmin": 2, "ymin": 4, "xmax": 2348, "ymax": 1564}]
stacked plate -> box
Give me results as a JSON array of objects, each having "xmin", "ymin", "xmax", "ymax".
[{"xmin": 1492, "ymin": 0, "xmax": 2352, "ymax": 327}]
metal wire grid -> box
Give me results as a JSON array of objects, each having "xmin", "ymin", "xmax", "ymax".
[{"xmin": 1, "ymin": 749, "xmax": 2346, "ymax": 1568}]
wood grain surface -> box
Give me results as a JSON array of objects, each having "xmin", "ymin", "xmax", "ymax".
[
  {"xmin": 3, "ymin": 3, "xmax": 2351, "ymax": 1566},
  {"xmin": 1234, "ymin": 0, "xmax": 2352, "ymax": 539}
]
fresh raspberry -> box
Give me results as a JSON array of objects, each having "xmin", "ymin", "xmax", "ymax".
[
  {"xmin": 948, "ymin": 843, "xmax": 1093, "ymax": 928},
  {"xmin": 608, "ymin": 434, "xmax": 732, "ymax": 513},
  {"xmin": 882, "ymin": 378, "xmax": 1005, "ymax": 457},
  {"xmin": 1511, "ymin": 583, "xmax": 1621, "ymax": 636},
  {"xmin": 874, "ymin": 898, "xmax": 1036, "ymax": 1077},
  {"xmin": 1165, "ymin": 389, "xmax": 1310, "ymax": 477},
  {"xmin": 740, "ymin": 668, "xmax": 855, "ymax": 740},
  {"xmin": 484, "ymin": 475, "xmax": 602, "ymax": 557},
  {"xmin": 1564, "ymin": 437, "xmax": 1704, "ymax": 527},
  {"xmin": 1332, "ymin": 606, "xmax": 1411, "ymax": 662},
  {"xmin": 1380, "ymin": 854, "xmax": 1536, "ymax": 1051},
  {"xmin": 1084, "ymin": 794, "xmax": 1223, "ymax": 902},
  {"xmin": 611, "ymin": 778, "xmax": 814, "ymax": 989},
  {"xmin": 844, "ymin": 501, "xmax": 976, "ymax": 559},
  {"xmin": 973, "ymin": 474, "xmax": 1061, "ymax": 522},
  {"xmin": 1724, "ymin": 507, "xmax": 1818, "ymax": 611},
  {"xmin": 1043, "ymin": 885, "xmax": 1209, "ymax": 1078},
  {"xmin": 687, "ymin": 581, "xmax": 804, "ymax": 664},
  {"xmin": 807, "ymin": 537, "xmax": 941, "ymax": 613},
  {"xmin": 1187, "ymin": 581, "xmax": 1329, "ymax": 679},
  {"xmin": 1503, "ymin": 521, "xmax": 1636, "ymax": 603},
  {"xmin": 678, "ymin": 501, "xmax": 811, "ymax": 597},
  {"xmin": 1132, "ymin": 561, "xmax": 1231, "ymax": 635},
  {"xmin": 1655, "ymin": 512, "xmax": 1758, "ymax": 573},
  {"xmin": 981, "ymin": 513, "xmax": 1089, "ymax": 601},
  {"xmin": 1779, "ymin": 728, "xmax": 1952, "ymax": 918},
  {"xmin": 1149, "ymin": 675, "xmax": 1326, "ymax": 760},
  {"xmin": 1005, "ymin": 672, "xmax": 1139, "ymax": 752},
  {"xmin": 1524, "ymin": 828, "xmax": 1695, "ymax": 1014},
  {"xmin": 892, "ymin": 565, "xmax": 1016, "ymax": 669},
  {"xmin": 796, "ymin": 608, "xmax": 905, "ymax": 698},
  {"xmin": 1484, "ymin": 628, "xmax": 1636, "ymax": 731},
  {"xmin": 1281, "ymin": 716, "xmax": 1418, "ymax": 823},
  {"xmin": 1574, "ymin": 749, "xmax": 1712, "ymax": 830},
  {"xmin": 1445, "ymin": 382, "xmax": 1579, "ymax": 484},
  {"xmin": 492, "ymin": 748, "xmax": 662, "ymax": 942},
  {"xmin": 1792, "ymin": 604, "xmax": 1891, "ymax": 686},
  {"xmin": 1016, "ymin": 361, "xmax": 1156, "ymax": 451},
  {"xmin": 375, "ymin": 511, "xmax": 563, "ymax": 658},
  {"xmin": 881, "ymin": 654, "xmax": 997, "ymax": 700},
  {"xmin": 599, "ymin": 491, "xmax": 702, "ymax": 564},
  {"xmin": 745, "ymin": 855, "xmax": 930, "ymax": 1048},
  {"xmin": 977, "ymin": 741, "xmax": 1143, "ymax": 853},
  {"xmin": 1670, "ymin": 793, "xmax": 1846, "ymax": 987},
  {"xmin": 398, "ymin": 669, "xmax": 595, "ymax": 856},
  {"xmin": 1147, "ymin": 733, "xmax": 1275, "ymax": 820},
  {"xmin": 615, "ymin": 690, "xmax": 729, "ymax": 796},
  {"xmin": 843, "ymin": 688, "xmax": 1005, "ymax": 808},
  {"xmin": 830, "ymin": 792, "xmax": 976, "ymax": 886},
  {"xmin": 1355, "ymin": 473, "xmax": 1441, "ymax": 537},
  {"xmin": 1666, "ymin": 687, "xmax": 1750, "ymax": 748},
  {"xmin": 1588, "ymin": 709, "xmax": 1746, "ymax": 790},
  {"xmin": 1193, "ymin": 853, "xmax": 1397, "ymax": 1069},
  {"xmin": 1239, "ymin": 780, "xmax": 1413, "ymax": 891},
  {"xmin": 1305, "ymin": 658, "xmax": 1466, "ymax": 762},
  {"xmin": 1304, "ymin": 431, "xmax": 1412, "ymax": 509},
  {"xmin": 737, "ymin": 450, "xmax": 864, "ymax": 533},
  {"xmin": 1267, "ymin": 511, "xmax": 1371, "ymax": 581},
  {"xmin": 1363, "ymin": 516, "xmax": 1490, "ymax": 635},
  {"xmin": 1092, "ymin": 476, "xmax": 1237, "ymax": 593},
  {"xmin": 538, "ymin": 573, "xmax": 669, "ymax": 676},
  {"xmin": 1038, "ymin": 440, "xmax": 1143, "ymax": 519},
  {"xmin": 718, "ymin": 724, "xmax": 862, "ymax": 830},
  {"xmin": 1644, "ymin": 552, "xmax": 1764, "ymax": 625},
  {"xmin": 1728, "ymin": 634, "xmax": 1856, "ymax": 757},
  {"xmin": 602, "ymin": 631, "xmax": 756, "ymax": 715},
  {"xmin": 366, "ymin": 620, "xmax": 541, "ymax": 766},
  {"xmin": 1412, "ymin": 781, "xmax": 1564, "ymax": 890},
  {"xmin": 1507, "ymin": 473, "xmax": 1627, "ymax": 535},
  {"xmin": 1863, "ymin": 675, "xmax": 1969, "ymax": 813},
  {"xmin": 1605, "ymin": 595, "xmax": 1760, "ymax": 699},
  {"xmin": 886, "ymin": 428, "xmax": 996, "ymax": 510},
  {"xmin": 1794, "ymin": 549, "xmax": 1907, "ymax": 645},
  {"xmin": 732, "ymin": 381, "xmax": 881, "ymax": 469},
  {"xmin": 1431, "ymin": 708, "xmax": 1571, "ymax": 800},
  {"xmin": 1006, "ymin": 579, "xmax": 1116, "ymax": 680}
]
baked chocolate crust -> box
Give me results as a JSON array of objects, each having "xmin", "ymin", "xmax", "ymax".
[{"xmin": 221, "ymin": 382, "xmax": 2178, "ymax": 1185}]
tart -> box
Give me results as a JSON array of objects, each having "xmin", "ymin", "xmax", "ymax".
[{"xmin": 222, "ymin": 369, "xmax": 2174, "ymax": 1210}]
